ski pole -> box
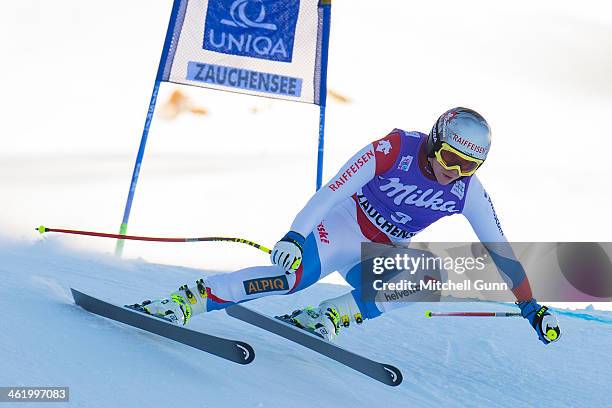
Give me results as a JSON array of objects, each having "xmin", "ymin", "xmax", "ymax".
[
  {"xmin": 425, "ymin": 310, "xmax": 521, "ymax": 318},
  {"xmin": 36, "ymin": 226, "xmax": 272, "ymax": 254}
]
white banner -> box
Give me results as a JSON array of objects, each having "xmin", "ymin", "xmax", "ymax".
[{"xmin": 159, "ymin": 0, "xmax": 329, "ymax": 104}]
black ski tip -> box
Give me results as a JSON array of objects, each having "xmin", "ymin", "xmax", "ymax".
[
  {"xmin": 71, "ymin": 288, "xmax": 85, "ymax": 304},
  {"xmin": 382, "ymin": 364, "xmax": 403, "ymax": 386},
  {"xmin": 235, "ymin": 341, "xmax": 255, "ymax": 364}
]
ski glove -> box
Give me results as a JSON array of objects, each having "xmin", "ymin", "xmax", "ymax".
[
  {"xmin": 517, "ymin": 299, "xmax": 561, "ymax": 345},
  {"xmin": 271, "ymin": 231, "xmax": 305, "ymax": 274}
]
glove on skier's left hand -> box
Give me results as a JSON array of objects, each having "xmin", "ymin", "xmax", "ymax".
[
  {"xmin": 271, "ymin": 231, "xmax": 305, "ymax": 274},
  {"xmin": 517, "ymin": 299, "xmax": 561, "ymax": 345}
]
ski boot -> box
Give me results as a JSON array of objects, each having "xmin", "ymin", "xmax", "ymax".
[
  {"xmin": 279, "ymin": 306, "xmax": 341, "ymax": 341},
  {"xmin": 319, "ymin": 292, "xmax": 364, "ymax": 330},
  {"xmin": 278, "ymin": 292, "xmax": 364, "ymax": 341},
  {"xmin": 132, "ymin": 279, "xmax": 208, "ymax": 326}
]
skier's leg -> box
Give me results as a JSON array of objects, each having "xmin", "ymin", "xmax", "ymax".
[
  {"xmin": 313, "ymin": 259, "xmax": 426, "ymax": 332},
  {"xmin": 141, "ymin": 199, "xmax": 365, "ymax": 325},
  {"xmin": 285, "ymin": 262, "xmax": 367, "ymax": 340},
  {"xmin": 282, "ymin": 269, "xmax": 417, "ymax": 340},
  {"xmin": 277, "ymin": 200, "xmax": 427, "ymax": 340},
  {"xmin": 293, "ymin": 244, "xmax": 441, "ymax": 339},
  {"xmin": 140, "ymin": 237, "xmax": 323, "ymax": 325}
]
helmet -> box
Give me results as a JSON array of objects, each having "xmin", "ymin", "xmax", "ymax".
[{"xmin": 427, "ymin": 107, "xmax": 491, "ymax": 161}]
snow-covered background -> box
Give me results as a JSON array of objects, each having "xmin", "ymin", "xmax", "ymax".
[{"xmin": 1, "ymin": 0, "xmax": 612, "ymax": 406}]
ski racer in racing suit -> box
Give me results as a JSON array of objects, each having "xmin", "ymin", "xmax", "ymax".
[{"xmin": 140, "ymin": 107, "xmax": 561, "ymax": 346}]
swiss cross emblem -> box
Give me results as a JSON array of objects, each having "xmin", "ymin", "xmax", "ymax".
[{"xmin": 376, "ymin": 140, "xmax": 392, "ymax": 155}]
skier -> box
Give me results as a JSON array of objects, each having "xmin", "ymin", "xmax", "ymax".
[{"xmin": 139, "ymin": 107, "xmax": 561, "ymax": 345}]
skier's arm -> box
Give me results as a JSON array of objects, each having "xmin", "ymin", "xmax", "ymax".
[
  {"xmin": 463, "ymin": 177, "xmax": 561, "ymax": 345},
  {"xmin": 271, "ymin": 131, "xmax": 401, "ymax": 273},
  {"xmin": 289, "ymin": 130, "xmax": 402, "ymax": 237},
  {"xmin": 461, "ymin": 176, "xmax": 533, "ymax": 301}
]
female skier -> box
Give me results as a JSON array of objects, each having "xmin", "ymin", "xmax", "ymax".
[{"xmin": 138, "ymin": 107, "xmax": 561, "ymax": 345}]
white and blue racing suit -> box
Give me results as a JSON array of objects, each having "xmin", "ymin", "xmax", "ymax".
[{"xmin": 203, "ymin": 129, "xmax": 533, "ymax": 319}]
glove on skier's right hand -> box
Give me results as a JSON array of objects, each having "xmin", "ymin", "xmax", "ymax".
[
  {"xmin": 517, "ymin": 299, "xmax": 561, "ymax": 345},
  {"xmin": 271, "ymin": 231, "xmax": 305, "ymax": 274}
]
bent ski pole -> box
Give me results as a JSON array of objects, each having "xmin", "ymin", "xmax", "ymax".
[
  {"xmin": 425, "ymin": 310, "xmax": 521, "ymax": 318},
  {"xmin": 36, "ymin": 226, "xmax": 272, "ymax": 254}
]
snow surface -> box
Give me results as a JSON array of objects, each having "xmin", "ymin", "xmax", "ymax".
[{"xmin": 1, "ymin": 240, "xmax": 611, "ymax": 407}]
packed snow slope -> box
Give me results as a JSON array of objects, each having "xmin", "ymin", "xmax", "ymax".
[{"xmin": 1, "ymin": 240, "xmax": 611, "ymax": 408}]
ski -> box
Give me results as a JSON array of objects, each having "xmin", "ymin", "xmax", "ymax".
[
  {"xmin": 71, "ymin": 289, "xmax": 254, "ymax": 365},
  {"xmin": 225, "ymin": 305, "xmax": 403, "ymax": 386}
]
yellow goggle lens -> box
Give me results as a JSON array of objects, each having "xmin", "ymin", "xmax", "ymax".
[{"xmin": 434, "ymin": 143, "xmax": 483, "ymax": 177}]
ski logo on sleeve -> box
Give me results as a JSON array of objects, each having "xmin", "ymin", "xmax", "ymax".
[
  {"xmin": 484, "ymin": 191, "xmax": 504, "ymax": 236},
  {"xmin": 450, "ymin": 179, "xmax": 465, "ymax": 200},
  {"xmin": 397, "ymin": 155, "xmax": 413, "ymax": 172},
  {"xmin": 243, "ymin": 275, "xmax": 289, "ymax": 295},
  {"xmin": 317, "ymin": 222, "xmax": 330, "ymax": 244},
  {"xmin": 376, "ymin": 140, "xmax": 392, "ymax": 155}
]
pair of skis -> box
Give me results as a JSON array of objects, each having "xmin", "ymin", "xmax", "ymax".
[{"xmin": 71, "ymin": 289, "xmax": 402, "ymax": 386}]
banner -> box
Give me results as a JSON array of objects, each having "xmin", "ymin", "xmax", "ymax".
[
  {"xmin": 116, "ymin": 0, "xmax": 332, "ymax": 256},
  {"xmin": 159, "ymin": 0, "xmax": 329, "ymax": 104}
]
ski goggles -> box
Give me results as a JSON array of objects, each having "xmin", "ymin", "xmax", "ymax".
[{"xmin": 434, "ymin": 143, "xmax": 483, "ymax": 177}]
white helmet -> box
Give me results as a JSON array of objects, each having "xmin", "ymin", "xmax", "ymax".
[{"xmin": 427, "ymin": 107, "xmax": 491, "ymax": 161}]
